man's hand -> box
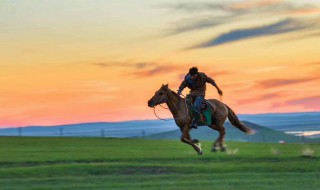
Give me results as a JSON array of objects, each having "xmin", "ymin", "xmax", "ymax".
[{"xmin": 218, "ymin": 89, "xmax": 223, "ymax": 96}]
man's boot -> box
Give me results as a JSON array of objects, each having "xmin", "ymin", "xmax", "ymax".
[{"xmin": 190, "ymin": 117, "xmax": 198, "ymax": 129}]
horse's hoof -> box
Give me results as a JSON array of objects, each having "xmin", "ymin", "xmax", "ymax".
[
  {"xmin": 195, "ymin": 143, "xmax": 202, "ymax": 155},
  {"xmin": 192, "ymin": 139, "xmax": 200, "ymax": 144}
]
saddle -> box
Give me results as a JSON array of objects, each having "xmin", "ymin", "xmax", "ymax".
[
  {"xmin": 186, "ymin": 95, "xmax": 212, "ymax": 126},
  {"xmin": 200, "ymin": 101, "xmax": 209, "ymax": 110}
]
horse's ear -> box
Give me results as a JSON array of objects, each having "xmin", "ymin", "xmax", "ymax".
[{"xmin": 163, "ymin": 83, "xmax": 168, "ymax": 89}]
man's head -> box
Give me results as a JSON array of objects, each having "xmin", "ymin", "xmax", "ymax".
[{"xmin": 189, "ymin": 66, "xmax": 198, "ymax": 80}]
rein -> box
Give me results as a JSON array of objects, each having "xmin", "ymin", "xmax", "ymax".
[
  {"xmin": 153, "ymin": 92, "xmax": 189, "ymax": 121},
  {"xmin": 159, "ymin": 104, "xmax": 169, "ymax": 110}
]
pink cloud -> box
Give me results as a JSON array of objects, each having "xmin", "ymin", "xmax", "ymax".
[
  {"xmin": 288, "ymin": 7, "xmax": 320, "ymax": 15},
  {"xmin": 237, "ymin": 92, "xmax": 283, "ymax": 105},
  {"xmin": 229, "ymin": 0, "xmax": 283, "ymax": 10},
  {"xmin": 257, "ymin": 77, "xmax": 318, "ymax": 88},
  {"xmin": 286, "ymin": 96, "xmax": 320, "ymax": 110}
]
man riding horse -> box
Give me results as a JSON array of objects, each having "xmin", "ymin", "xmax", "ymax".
[
  {"xmin": 148, "ymin": 77, "xmax": 253, "ymax": 154},
  {"xmin": 178, "ymin": 67, "xmax": 223, "ymax": 129}
]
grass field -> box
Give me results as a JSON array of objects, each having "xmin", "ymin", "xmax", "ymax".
[{"xmin": 0, "ymin": 137, "xmax": 319, "ymax": 190}]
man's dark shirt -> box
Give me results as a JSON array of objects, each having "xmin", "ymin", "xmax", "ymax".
[{"xmin": 178, "ymin": 72, "xmax": 217, "ymax": 96}]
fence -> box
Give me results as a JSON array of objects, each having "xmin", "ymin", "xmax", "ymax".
[
  {"xmin": 0, "ymin": 127, "xmax": 151, "ymax": 138},
  {"xmin": 0, "ymin": 127, "xmax": 319, "ymax": 143}
]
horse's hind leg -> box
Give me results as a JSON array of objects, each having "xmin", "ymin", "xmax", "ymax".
[
  {"xmin": 218, "ymin": 126, "xmax": 226, "ymax": 152},
  {"xmin": 209, "ymin": 124, "xmax": 226, "ymax": 152}
]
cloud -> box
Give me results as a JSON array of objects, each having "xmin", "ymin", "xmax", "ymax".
[
  {"xmin": 276, "ymin": 30, "xmax": 320, "ymax": 43},
  {"xmin": 237, "ymin": 92, "xmax": 283, "ymax": 104},
  {"xmin": 257, "ymin": 76, "xmax": 318, "ymax": 88},
  {"xmin": 165, "ymin": 17, "xmax": 225, "ymax": 36},
  {"xmin": 133, "ymin": 66, "xmax": 172, "ymax": 77},
  {"xmin": 163, "ymin": 0, "xmax": 288, "ymax": 14},
  {"xmin": 90, "ymin": 61, "xmax": 156, "ymax": 69},
  {"xmin": 244, "ymin": 66, "xmax": 287, "ymax": 73},
  {"xmin": 130, "ymin": 64, "xmax": 231, "ymax": 79},
  {"xmin": 91, "ymin": 60, "xmax": 230, "ymax": 79},
  {"xmin": 206, "ymin": 70, "xmax": 231, "ymax": 77},
  {"xmin": 162, "ymin": 2, "xmax": 224, "ymax": 13},
  {"xmin": 190, "ymin": 18, "xmax": 314, "ymax": 48},
  {"xmin": 286, "ymin": 96, "xmax": 320, "ymax": 110},
  {"xmin": 228, "ymin": 0, "xmax": 284, "ymax": 10},
  {"xmin": 131, "ymin": 65, "xmax": 185, "ymax": 78},
  {"xmin": 288, "ymin": 7, "xmax": 320, "ymax": 15},
  {"xmin": 162, "ymin": 0, "xmax": 320, "ymax": 36}
]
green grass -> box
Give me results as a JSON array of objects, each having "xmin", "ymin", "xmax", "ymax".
[{"xmin": 0, "ymin": 137, "xmax": 319, "ymax": 190}]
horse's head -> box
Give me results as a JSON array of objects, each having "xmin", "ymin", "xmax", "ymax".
[{"xmin": 148, "ymin": 84, "xmax": 169, "ymax": 107}]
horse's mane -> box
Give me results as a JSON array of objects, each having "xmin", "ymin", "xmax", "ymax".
[{"xmin": 168, "ymin": 88, "xmax": 183, "ymax": 99}]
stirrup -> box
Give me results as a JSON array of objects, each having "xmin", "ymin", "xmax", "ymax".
[{"xmin": 190, "ymin": 119, "xmax": 198, "ymax": 129}]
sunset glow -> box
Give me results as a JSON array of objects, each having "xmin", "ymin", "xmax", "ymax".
[{"xmin": 0, "ymin": 0, "xmax": 319, "ymax": 127}]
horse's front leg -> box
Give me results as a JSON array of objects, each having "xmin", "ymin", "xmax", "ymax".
[{"xmin": 180, "ymin": 125, "xmax": 202, "ymax": 155}]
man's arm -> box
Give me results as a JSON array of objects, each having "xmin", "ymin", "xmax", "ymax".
[
  {"xmin": 178, "ymin": 80, "xmax": 187, "ymax": 95},
  {"xmin": 205, "ymin": 75, "xmax": 223, "ymax": 96}
]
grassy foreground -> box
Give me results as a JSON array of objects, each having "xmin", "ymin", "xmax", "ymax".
[{"xmin": 0, "ymin": 137, "xmax": 319, "ymax": 190}]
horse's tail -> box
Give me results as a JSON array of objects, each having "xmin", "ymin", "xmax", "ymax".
[{"xmin": 225, "ymin": 104, "xmax": 254, "ymax": 135}]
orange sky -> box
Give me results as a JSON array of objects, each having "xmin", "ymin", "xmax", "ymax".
[{"xmin": 0, "ymin": 0, "xmax": 319, "ymax": 127}]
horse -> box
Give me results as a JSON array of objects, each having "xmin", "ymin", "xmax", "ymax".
[{"xmin": 147, "ymin": 84, "xmax": 253, "ymax": 155}]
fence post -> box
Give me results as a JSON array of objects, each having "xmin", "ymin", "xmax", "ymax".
[
  {"xmin": 59, "ymin": 128, "xmax": 63, "ymax": 137},
  {"xmin": 301, "ymin": 131, "xmax": 305, "ymax": 143},
  {"xmin": 142, "ymin": 130, "xmax": 145, "ymax": 138},
  {"xmin": 18, "ymin": 127, "xmax": 22, "ymax": 137}
]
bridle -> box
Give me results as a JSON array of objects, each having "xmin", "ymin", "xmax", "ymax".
[{"xmin": 152, "ymin": 90, "xmax": 189, "ymax": 121}]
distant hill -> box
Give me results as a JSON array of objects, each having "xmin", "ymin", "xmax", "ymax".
[
  {"xmin": 238, "ymin": 112, "xmax": 320, "ymax": 132},
  {"xmin": 0, "ymin": 112, "xmax": 319, "ymax": 142},
  {"xmin": 0, "ymin": 120, "xmax": 177, "ymax": 138},
  {"xmin": 146, "ymin": 121, "xmax": 305, "ymax": 143}
]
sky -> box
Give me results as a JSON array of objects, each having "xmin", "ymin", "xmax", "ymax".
[{"xmin": 0, "ymin": 0, "xmax": 320, "ymax": 127}]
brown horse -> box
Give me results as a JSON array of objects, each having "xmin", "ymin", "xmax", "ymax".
[{"xmin": 147, "ymin": 84, "xmax": 253, "ymax": 155}]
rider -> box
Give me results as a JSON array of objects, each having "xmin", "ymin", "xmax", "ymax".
[{"xmin": 177, "ymin": 67, "xmax": 223, "ymax": 129}]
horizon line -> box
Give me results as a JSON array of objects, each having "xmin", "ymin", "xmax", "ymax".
[{"xmin": 0, "ymin": 110, "xmax": 319, "ymax": 129}]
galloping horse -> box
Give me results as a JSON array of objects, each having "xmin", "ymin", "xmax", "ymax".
[{"xmin": 147, "ymin": 84, "xmax": 253, "ymax": 155}]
